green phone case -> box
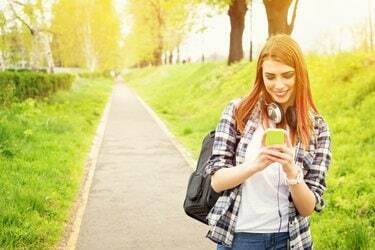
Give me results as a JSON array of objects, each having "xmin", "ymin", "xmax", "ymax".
[{"xmin": 265, "ymin": 128, "xmax": 285, "ymax": 145}]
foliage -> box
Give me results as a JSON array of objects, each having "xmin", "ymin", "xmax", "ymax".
[
  {"xmin": 50, "ymin": 0, "xmax": 89, "ymax": 68},
  {"xmin": 5, "ymin": 0, "xmax": 55, "ymax": 70},
  {"xmin": 90, "ymin": 0, "xmax": 121, "ymax": 70},
  {"xmin": 51, "ymin": 0, "xmax": 121, "ymax": 71},
  {"xmin": 0, "ymin": 71, "xmax": 75, "ymax": 103},
  {"xmin": 78, "ymin": 70, "xmax": 113, "ymax": 79},
  {"xmin": 124, "ymin": 0, "xmax": 192, "ymax": 66}
]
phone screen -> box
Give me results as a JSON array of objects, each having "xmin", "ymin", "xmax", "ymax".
[{"xmin": 265, "ymin": 128, "xmax": 285, "ymax": 145}]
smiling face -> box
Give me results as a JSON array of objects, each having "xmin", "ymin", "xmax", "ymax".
[{"xmin": 262, "ymin": 59, "xmax": 296, "ymax": 110}]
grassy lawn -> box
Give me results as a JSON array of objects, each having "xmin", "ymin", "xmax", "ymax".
[
  {"xmin": 123, "ymin": 52, "xmax": 375, "ymax": 249},
  {"xmin": 0, "ymin": 77, "xmax": 113, "ymax": 249}
]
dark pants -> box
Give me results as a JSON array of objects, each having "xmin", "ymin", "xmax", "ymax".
[{"xmin": 217, "ymin": 232, "xmax": 289, "ymax": 250}]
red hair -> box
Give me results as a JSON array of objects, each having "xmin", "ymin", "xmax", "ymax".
[{"xmin": 234, "ymin": 34, "xmax": 318, "ymax": 150}]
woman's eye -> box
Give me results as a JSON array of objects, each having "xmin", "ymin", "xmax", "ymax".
[
  {"xmin": 283, "ymin": 73, "xmax": 294, "ymax": 79},
  {"xmin": 266, "ymin": 76, "xmax": 275, "ymax": 80}
]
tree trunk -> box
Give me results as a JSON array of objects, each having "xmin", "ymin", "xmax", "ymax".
[
  {"xmin": 84, "ymin": 23, "xmax": 97, "ymax": 71},
  {"xmin": 30, "ymin": 34, "xmax": 41, "ymax": 70},
  {"xmin": 228, "ymin": 0, "xmax": 247, "ymax": 65},
  {"xmin": 263, "ymin": 0, "xmax": 299, "ymax": 37},
  {"xmin": 248, "ymin": 1, "xmax": 253, "ymax": 62},
  {"xmin": 152, "ymin": 2, "xmax": 163, "ymax": 66},
  {"xmin": 164, "ymin": 51, "xmax": 167, "ymax": 64},
  {"xmin": 369, "ymin": 0, "xmax": 373, "ymax": 51},
  {"xmin": 168, "ymin": 50, "xmax": 173, "ymax": 64},
  {"xmin": 0, "ymin": 26, "xmax": 6, "ymax": 71},
  {"xmin": 0, "ymin": 51, "xmax": 5, "ymax": 71},
  {"xmin": 40, "ymin": 32, "xmax": 55, "ymax": 73},
  {"xmin": 152, "ymin": 45, "xmax": 162, "ymax": 66},
  {"xmin": 176, "ymin": 44, "xmax": 180, "ymax": 63}
]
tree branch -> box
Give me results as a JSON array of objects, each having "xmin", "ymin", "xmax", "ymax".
[
  {"xmin": 288, "ymin": 0, "xmax": 298, "ymax": 34},
  {"xmin": 10, "ymin": 0, "xmax": 26, "ymax": 7},
  {"xmin": 7, "ymin": 0, "xmax": 35, "ymax": 35},
  {"xmin": 146, "ymin": 0, "xmax": 164, "ymax": 26}
]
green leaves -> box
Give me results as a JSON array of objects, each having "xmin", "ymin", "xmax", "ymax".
[{"xmin": 51, "ymin": 0, "xmax": 121, "ymax": 70}]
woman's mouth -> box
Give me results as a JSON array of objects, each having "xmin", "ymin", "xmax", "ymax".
[{"xmin": 274, "ymin": 90, "xmax": 288, "ymax": 98}]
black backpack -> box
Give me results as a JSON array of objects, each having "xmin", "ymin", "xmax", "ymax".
[
  {"xmin": 183, "ymin": 130, "xmax": 220, "ymax": 224},
  {"xmin": 183, "ymin": 129, "xmax": 240, "ymax": 224},
  {"xmin": 183, "ymin": 99, "xmax": 242, "ymax": 224}
]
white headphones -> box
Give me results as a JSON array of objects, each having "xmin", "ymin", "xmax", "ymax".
[{"xmin": 263, "ymin": 98, "xmax": 297, "ymax": 129}]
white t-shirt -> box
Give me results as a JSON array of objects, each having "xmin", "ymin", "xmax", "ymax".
[{"xmin": 235, "ymin": 120, "xmax": 293, "ymax": 233}]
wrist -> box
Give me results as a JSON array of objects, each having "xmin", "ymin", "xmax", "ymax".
[
  {"xmin": 246, "ymin": 163, "xmax": 260, "ymax": 177},
  {"xmin": 285, "ymin": 167, "xmax": 298, "ymax": 179},
  {"xmin": 286, "ymin": 167, "xmax": 303, "ymax": 186}
]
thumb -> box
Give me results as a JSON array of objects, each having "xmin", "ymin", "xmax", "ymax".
[{"xmin": 284, "ymin": 132, "xmax": 292, "ymax": 147}]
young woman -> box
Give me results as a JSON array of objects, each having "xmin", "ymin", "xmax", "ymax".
[{"xmin": 204, "ymin": 34, "xmax": 332, "ymax": 250}]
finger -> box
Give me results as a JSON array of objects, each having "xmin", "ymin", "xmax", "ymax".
[
  {"xmin": 264, "ymin": 148, "xmax": 286, "ymax": 158},
  {"xmin": 269, "ymin": 144, "xmax": 292, "ymax": 155},
  {"xmin": 266, "ymin": 149, "xmax": 293, "ymax": 162},
  {"xmin": 266, "ymin": 155, "xmax": 285, "ymax": 164},
  {"xmin": 261, "ymin": 132, "xmax": 266, "ymax": 146},
  {"xmin": 267, "ymin": 145, "xmax": 283, "ymax": 152},
  {"xmin": 285, "ymin": 133, "xmax": 292, "ymax": 147},
  {"xmin": 270, "ymin": 156, "xmax": 289, "ymax": 165}
]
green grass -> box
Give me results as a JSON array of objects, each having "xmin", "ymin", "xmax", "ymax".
[
  {"xmin": 123, "ymin": 52, "xmax": 375, "ymax": 249},
  {"xmin": 0, "ymin": 78, "xmax": 113, "ymax": 249}
]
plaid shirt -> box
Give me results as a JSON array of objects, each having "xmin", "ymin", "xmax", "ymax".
[{"xmin": 204, "ymin": 98, "xmax": 332, "ymax": 249}]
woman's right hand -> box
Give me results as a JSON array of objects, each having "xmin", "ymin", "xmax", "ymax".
[
  {"xmin": 247, "ymin": 132, "xmax": 279, "ymax": 173},
  {"xmin": 250, "ymin": 147, "xmax": 275, "ymax": 173}
]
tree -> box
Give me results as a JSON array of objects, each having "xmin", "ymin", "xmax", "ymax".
[
  {"xmin": 204, "ymin": 0, "xmax": 250, "ymax": 65},
  {"xmin": 228, "ymin": 0, "xmax": 247, "ymax": 65},
  {"xmin": 0, "ymin": 12, "xmax": 6, "ymax": 70},
  {"xmin": 162, "ymin": 1, "xmax": 191, "ymax": 64},
  {"xmin": 263, "ymin": 0, "xmax": 299, "ymax": 37},
  {"xmin": 124, "ymin": 0, "xmax": 161, "ymax": 66},
  {"xmin": 51, "ymin": 0, "xmax": 121, "ymax": 71},
  {"xmin": 90, "ymin": 0, "xmax": 121, "ymax": 71},
  {"xmin": 0, "ymin": 11, "xmax": 33, "ymax": 69},
  {"xmin": 51, "ymin": 0, "xmax": 88, "ymax": 68},
  {"xmin": 7, "ymin": 0, "xmax": 55, "ymax": 72},
  {"xmin": 124, "ymin": 0, "xmax": 191, "ymax": 67}
]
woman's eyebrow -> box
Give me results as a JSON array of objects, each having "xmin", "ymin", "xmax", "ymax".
[{"xmin": 264, "ymin": 71, "xmax": 295, "ymax": 75}]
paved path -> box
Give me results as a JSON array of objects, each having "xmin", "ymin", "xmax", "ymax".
[{"xmin": 76, "ymin": 82, "xmax": 215, "ymax": 250}]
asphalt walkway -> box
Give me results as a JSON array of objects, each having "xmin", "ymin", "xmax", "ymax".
[{"xmin": 76, "ymin": 81, "xmax": 215, "ymax": 250}]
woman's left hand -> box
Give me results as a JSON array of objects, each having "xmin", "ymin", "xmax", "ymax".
[{"xmin": 264, "ymin": 132, "xmax": 298, "ymax": 178}]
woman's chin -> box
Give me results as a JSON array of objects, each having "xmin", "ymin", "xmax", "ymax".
[{"xmin": 272, "ymin": 96, "xmax": 289, "ymax": 103}]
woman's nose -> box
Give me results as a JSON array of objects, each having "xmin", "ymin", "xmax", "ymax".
[{"xmin": 274, "ymin": 80, "xmax": 286, "ymax": 89}]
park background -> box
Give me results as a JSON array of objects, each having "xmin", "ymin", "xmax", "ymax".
[{"xmin": 0, "ymin": 0, "xmax": 374, "ymax": 249}]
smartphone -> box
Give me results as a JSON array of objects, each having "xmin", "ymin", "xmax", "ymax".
[{"xmin": 264, "ymin": 128, "xmax": 286, "ymax": 146}]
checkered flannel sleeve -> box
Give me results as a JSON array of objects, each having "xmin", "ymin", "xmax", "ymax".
[
  {"xmin": 204, "ymin": 101, "xmax": 237, "ymax": 177},
  {"xmin": 304, "ymin": 117, "xmax": 332, "ymax": 212}
]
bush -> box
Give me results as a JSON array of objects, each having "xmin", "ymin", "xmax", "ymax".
[
  {"xmin": 0, "ymin": 72, "xmax": 75, "ymax": 103},
  {"xmin": 78, "ymin": 70, "xmax": 113, "ymax": 79},
  {"xmin": 5, "ymin": 68, "xmax": 47, "ymax": 73}
]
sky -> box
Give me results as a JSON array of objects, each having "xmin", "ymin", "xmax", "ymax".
[{"xmin": 179, "ymin": 0, "xmax": 374, "ymax": 61}]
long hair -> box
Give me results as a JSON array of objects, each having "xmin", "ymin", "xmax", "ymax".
[{"xmin": 234, "ymin": 34, "xmax": 318, "ymax": 150}]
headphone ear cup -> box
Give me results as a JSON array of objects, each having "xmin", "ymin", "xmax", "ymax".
[
  {"xmin": 286, "ymin": 106, "xmax": 297, "ymax": 129},
  {"xmin": 267, "ymin": 102, "xmax": 284, "ymax": 124}
]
